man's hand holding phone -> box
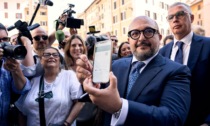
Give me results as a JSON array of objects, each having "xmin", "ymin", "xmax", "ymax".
[{"xmin": 76, "ymin": 54, "xmax": 93, "ymax": 84}]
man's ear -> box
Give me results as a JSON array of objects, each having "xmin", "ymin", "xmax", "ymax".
[
  {"xmin": 159, "ymin": 34, "xmax": 162, "ymax": 41},
  {"xmin": 190, "ymin": 14, "xmax": 194, "ymax": 23}
]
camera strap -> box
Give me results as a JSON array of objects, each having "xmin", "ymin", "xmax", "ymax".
[{"xmin": 38, "ymin": 75, "xmax": 46, "ymax": 126}]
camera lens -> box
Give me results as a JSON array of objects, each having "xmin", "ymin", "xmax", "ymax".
[{"xmin": 13, "ymin": 46, "xmax": 27, "ymax": 59}]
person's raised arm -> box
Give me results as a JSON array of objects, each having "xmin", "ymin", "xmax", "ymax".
[
  {"xmin": 64, "ymin": 101, "xmax": 84, "ymax": 125},
  {"xmin": 48, "ymin": 14, "xmax": 67, "ymax": 46},
  {"xmin": 19, "ymin": 36, "xmax": 34, "ymax": 67},
  {"xmin": 4, "ymin": 58, "xmax": 26, "ymax": 90}
]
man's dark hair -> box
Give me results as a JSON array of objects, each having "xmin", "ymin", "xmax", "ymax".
[{"xmin": 0, "ymin": 23, "xmax": 8, "ymax": 35}]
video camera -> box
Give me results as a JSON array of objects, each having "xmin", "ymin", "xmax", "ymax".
[
  {"xmin": 62, "ymin": 4, "xmax": 84, "ymax": 28},
  {"xmin": 5, "ymin": 20, "xmax": 39, "ymax": 59},
  {"xmin": 0, "ymin": 42, "xmax": 27, "ymax": 60}
]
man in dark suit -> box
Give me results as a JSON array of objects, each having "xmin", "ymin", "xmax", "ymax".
[
  {"xmin": 159, "ymin": 2, "xmax": 210, "ymax": 126},
  {"xmin": 76, "ymin": 16, "xmax": 191, "ymax": 126}
]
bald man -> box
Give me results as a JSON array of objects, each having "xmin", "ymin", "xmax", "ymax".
[{"xmin": 76, "ymin": 16, "xmax": 191, "ymax": 126}]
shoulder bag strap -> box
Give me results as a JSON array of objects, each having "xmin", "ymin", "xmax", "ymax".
[{"xmin": 39, "ymin": 75, "xmax": 46, "ymax": 126}]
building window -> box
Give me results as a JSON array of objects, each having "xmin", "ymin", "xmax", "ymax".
[
  {"xmin": 113, "ymin": 15, "xmax": 117, "ymax": 23},
  {"xmin": 27, "ymin": 11, "xmax": 29, "ymax": 15},
  {"xmin": 4, "ymin": 2, "xmax": 8, "ymax": 9},
  {"xmin": 121, "ymin": 12, "xmax": 126, "ymax": 20},
  {"xmin": 122, "ymin": 0, "xmax": 124, "ymax": 5},
  {"xmin": 198, "ymin": 5, "xmax": 201, "ymax": 10},
  {"xmin": 160, "ymin": 2, "xmax": 164, "ymax": 9},
  {"xmin": 197, "ymin": 21, "xmax": 199, "ymax": 25},
  {"xmin": 40, "ymin": 12, "xmax": 46, "ymax": 15},
  {"xmin": 153, "ymin": 13, "xmax": 157, "ymax": 20},
  {"xmin": 166, "ymin": 4, "xmax": 169, "ymax": 10},
  {"xmin": 101, "ymin": 23, "xmax": 104, "ymax": 29},
  {"xmin": 198, "ymin": 14, "xmax": 201, "ymax": 19},
  {"xmin": 145, "ymin": 0, "xmax": 148, "ymax": 3},
  {"xmin": 115, "ymin": 30, "xmax": 117, "ymax": 36},
  {"xmin": 167, "ymin": 30, "xmax": 170, "ymax": 35},
  {"xmin": 16, "ymin": 13, "xmax": 22, "ymax": 19},
  {"xmin": 123, "ymin": 27, "xmax": 126, "ymax": 34},
  {"xmin": 40, "ymin": 21, "xmax": 47, "ymax": 26},
  {"xmin": 101, "ymin": 14, "xmax": 104, "ymax": 19},
  {"xmin": 5, "ymin": 13, "xmax": 8, "ymax": 18},
  {"xmin": 17, "ymin": 3, "xmax": 20, "ymax": 9},
  {"xmin": 200, "ymin": 20, "xmax": 202, "ymax": 26},
  {"xmin": 145, "ymin": 10, "xmax": 150, "ymax": 17},
  {"xmin": 114, "ymin": 1, "xmax": 117, "ymax": 9}
]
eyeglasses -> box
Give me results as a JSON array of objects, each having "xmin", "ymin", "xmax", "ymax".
[
  {"xmin": 166, "ymin": 11, "xmax": 190, "ymax": 21},
  {"xmin": 33, "ymin": 35, "xmax": 48, "ymax": 41},
  {"xmin": 0, "ymin": 37, "xmax": 10, "ymax": 42},
  {"xmin": 42, "ymin": 53, "xmax": 59, "ymax": 58},
  {"xmin": 128, "ymin": 28, "xmax": 159, "ymax": 40}
]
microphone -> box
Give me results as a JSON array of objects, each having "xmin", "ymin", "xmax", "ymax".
[
  {"xmin": 55, "ymin": 30, "xmax": 65, "ymax": 42},
  {"xmin": 55, "ymin": 30, "xmax": 65, "ymax": 49},
  {"xmin": 44, "ymin": 0, "xmax": 53, "ymax": 6}
]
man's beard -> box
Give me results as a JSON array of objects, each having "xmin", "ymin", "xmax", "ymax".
[{"xmin": 133, "ymin": 41, "xmax": 158, "ymax": 61}]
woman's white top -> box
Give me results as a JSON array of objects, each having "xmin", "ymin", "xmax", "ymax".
[{"xmin": 15, "ymin": 69, "xmax": 83, "ymax": 126}]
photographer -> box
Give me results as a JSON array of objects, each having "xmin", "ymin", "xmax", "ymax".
[{"xmin": 0, "ymin": 23, "xmax": 31, "ymax": 125}]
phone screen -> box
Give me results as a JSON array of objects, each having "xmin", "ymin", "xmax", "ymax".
[{"xmin": 92, "ymin": 40, "xmax": 112, "ymax": 83}]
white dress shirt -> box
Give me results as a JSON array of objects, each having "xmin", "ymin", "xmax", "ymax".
[{"xmin": 170, "ymin": 31, "xmax": 193, "ymax": 65}]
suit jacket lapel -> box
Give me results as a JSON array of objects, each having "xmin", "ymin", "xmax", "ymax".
[
  {"xmin": 127, "ymin": 55, "xmax": 164, "ymax": 100},
  {"xmin": 164, "ymin": 42, "xmax": 173, "ymax": 58},
  {"xmin": 117, "ymin": 58, "xmax": 132, "ymax": 98},
  {"xmin": 187, "ymin": 34, "xmax": 203, "ymax": 71}
]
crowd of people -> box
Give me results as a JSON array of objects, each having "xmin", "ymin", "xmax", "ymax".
[{"xmin": 0, "ymin": 1, "xmax": 210, "ymax": 126}]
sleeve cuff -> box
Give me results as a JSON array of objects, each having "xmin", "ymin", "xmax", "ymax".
[
  {"xmin": 111, "ymin": 98, "xmax": 128, "ymax": 126},
  {"xmin": 12, "ymin": 78, "xmax": 31, "ymax": 94}
]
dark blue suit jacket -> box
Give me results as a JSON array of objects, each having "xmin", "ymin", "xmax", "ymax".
[
  {"xmin": 104, "ymin": 54, "xmax": 191, "ymax": 126},
  {"xmin": 159, "ymin": 34, "xmax": 210, "ymax": 126}
]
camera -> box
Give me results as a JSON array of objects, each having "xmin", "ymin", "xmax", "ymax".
[
  {"xmin": 0, "ymin": 42, "xmax": 27, "ymax": 60},
  {"xmin": 63, "ymin": 4, "xmax": 84, "ymax": 28}
]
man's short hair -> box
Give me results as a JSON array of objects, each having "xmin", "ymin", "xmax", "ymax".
[{"xmin": 0, "ymin": 23, "xmax": 8, "ymax": 35}]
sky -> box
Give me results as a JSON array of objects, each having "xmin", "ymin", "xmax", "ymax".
[{"xmin": 50, "ymin": 0, "xmax": 94, "ymax": 14}]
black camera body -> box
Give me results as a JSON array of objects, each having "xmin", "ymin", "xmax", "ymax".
[
  {"xmin": 63, "ymin": 4, "xmax": 84, "ymax": 28},
  {"xmin": 0, "ymin": 42, "xmax": 27, "ymax": 60}
]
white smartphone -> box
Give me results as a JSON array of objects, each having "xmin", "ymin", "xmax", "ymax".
[{"xmin": 92, "ymin": 39, "xmax": 112, "ymax": 83}]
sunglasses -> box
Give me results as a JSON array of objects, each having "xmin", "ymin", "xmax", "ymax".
[
  {"xmin": 0, "ymin": 37, "xmax": 10, "ymax": 42},
  {"xmin": 33, "ymin": 35, "xmax": 48, "ymax": 41},
  {"xmin": 111, "ymin": 39, "xmax": 118, "ymax": 43},
  {"xmin": 42, "ymin": 53, "xmax": 60, "ymax": 58}
]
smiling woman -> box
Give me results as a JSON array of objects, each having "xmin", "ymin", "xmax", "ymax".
[
  {"xmin": 15, "ymin": 47, "xmax": 84, "ymax": 126},
  {"xmin": 64, "ymin": 34, "xmax": 87, "ymax": 71}
]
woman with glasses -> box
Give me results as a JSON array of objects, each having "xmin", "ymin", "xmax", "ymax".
[
  {"xmin": 64, "ymin": 34, "xmax": 87, "ymax": 72},
  {"xmin": 15, "ymin": 47, "xmax": 84, "ymax": 126}
]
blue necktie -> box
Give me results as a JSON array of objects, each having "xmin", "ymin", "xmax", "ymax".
[
  {"xmin": 175, "ymin": 41, "xmax": 184, "ymax": 64},
  {"xmin": 126, "ymin": 61, "xmax": 145, "ymax": 97}
]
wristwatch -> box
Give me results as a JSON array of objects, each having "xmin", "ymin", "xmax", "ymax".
[{"xmin": 114, "ymin": 109, "xmax": 121, "ymax": 119}]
